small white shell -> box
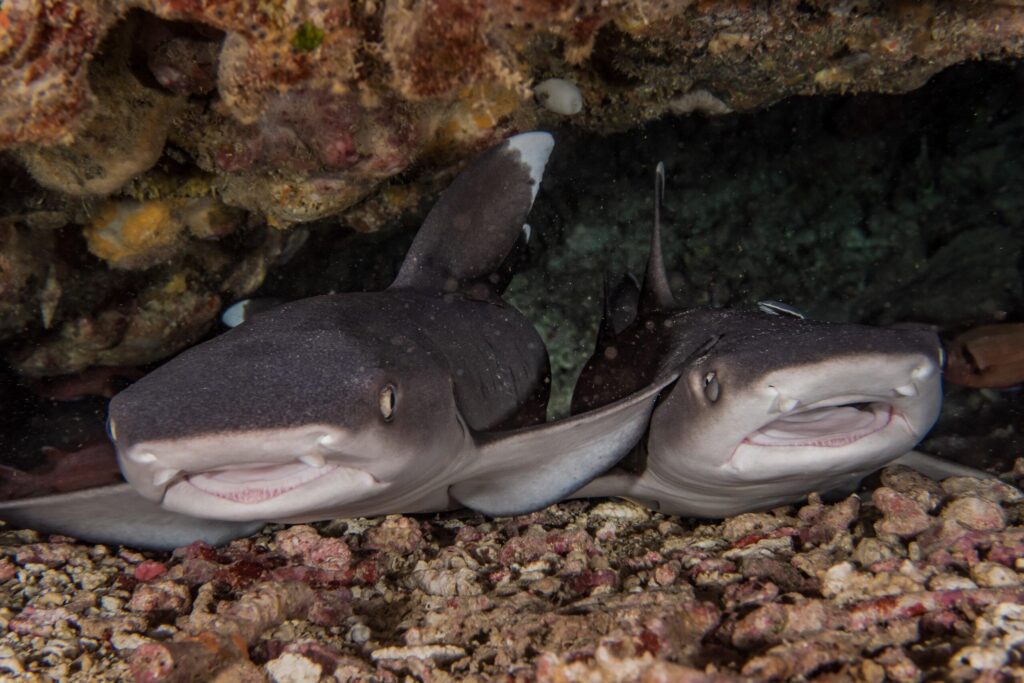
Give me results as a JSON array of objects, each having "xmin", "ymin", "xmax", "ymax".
[{"xmin": 535, "ymin": 78, "xmax": 583, "ymax": 116}]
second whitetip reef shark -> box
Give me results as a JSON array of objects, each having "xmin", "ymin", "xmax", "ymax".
[
  {"xmin": 0, "ymin": 133, "xmax": 675, "ymax": 549},
  {"xmin": 569, "ymin": 162, "xmax": 989, "ymax": 516}
]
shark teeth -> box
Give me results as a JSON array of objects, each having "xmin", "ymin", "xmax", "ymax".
[
  {"xmin": 153, "ymin": 468, "xmax": 182, "ymax": 487},
  {"xmin": 299, "ymin": 453, "xmax": 326, "ymax": 468},
  {"xmin": 187, "ymin": 462, "xmax": 342, "ymax": 504},
  {"xmin": 895, "ymin": 383, "xmax": 918, "ymax": 397}
]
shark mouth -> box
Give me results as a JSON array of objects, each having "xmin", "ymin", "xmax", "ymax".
[
  {"xmin": 184, "ymin": 460, "xmax": 341, "ymax": 504},
  {"xmin": 744, "ymin": 402, "xmax": 893, "ymax": 448}
]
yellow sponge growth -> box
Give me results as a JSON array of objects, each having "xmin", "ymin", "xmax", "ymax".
[{"xmin": 85, "ymin": 201, "xmax": 183, "ymax": 268}]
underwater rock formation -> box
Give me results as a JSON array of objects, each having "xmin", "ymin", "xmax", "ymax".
[
  {"xmin": 1, "ymin": 2, "xmax": 1023, "ymax": 375},
  {"xmin": 2, "ymin": 1, "xmax": 1023, "ymax": 222}
]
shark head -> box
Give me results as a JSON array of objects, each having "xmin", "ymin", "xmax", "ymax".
[
  {"xmin": 645, "ymin": 308, "xmax": 943, "ymax": 490},
  {"xmin": 108, "ymin": 295, "xmax": 468, "ymax": 522},
  {"xmin": 572, "ymin": 161, "xmax": 946, "ymax": 515},
  {"xmin": 104, "ymin": 132, "xmax": 564, "ymax": 526}
]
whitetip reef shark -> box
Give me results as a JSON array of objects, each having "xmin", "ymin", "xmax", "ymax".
[
  {"xmin": 569, "ymin": 162, "xmax": 987, "ymax": 517},
  {"xmin": 0, "ymin": 133, "xmax": 676, "ymax": 549}
]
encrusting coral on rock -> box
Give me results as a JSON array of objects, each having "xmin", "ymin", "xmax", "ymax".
[
  {"xmin": 1, "ymin": 1, "xmax": 1023, "ymax": 376},
  {"xmin": 3, "ymin": 1, "xmax": 1024, "ymax": 221}
]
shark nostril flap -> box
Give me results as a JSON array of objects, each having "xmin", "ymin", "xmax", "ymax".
[
  {"xmin": 912, "ymin": 363, "xmax": 935, "ymax": 381},
  {"xmin": 895, "ymin": 383, "xmax": 918, "ymax": 397},
  {"xmin": 300, "ymin": 453, "xmax": 326, "ymax": 468}
]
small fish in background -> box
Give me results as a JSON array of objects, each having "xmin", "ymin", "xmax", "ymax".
[
  {"xmin": 568, "ymin": 162, "xmax": 991, "ymax": 518},
  {"xmin": 0, "ymin": 133, "xmax": 674, "ymax": 549},
  {"xmin": 943, "ymin": 322, "xmax": 1024, "ymax": 390}
]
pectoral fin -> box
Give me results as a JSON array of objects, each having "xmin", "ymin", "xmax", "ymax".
[
  {"xmin": 450, "ymin": 372, "xmax": 679, "ymax": 516},
  {"xmin": 892, "ymin": 450, "xmax": 999, "ymax": 481},
  {"xmin": 0, "ymin": 484, "xmax": 265, "ymax": 549}
]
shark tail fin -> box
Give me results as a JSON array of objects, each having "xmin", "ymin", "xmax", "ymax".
[
  {"xmin": 390, "ymin": 132, "xmax": 554, "ymax": 296},
  {"xmin": 639, "ymin": 161, "xmax": 675, "ymax": 314}
]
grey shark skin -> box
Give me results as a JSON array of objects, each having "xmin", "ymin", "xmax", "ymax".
[
  {"xmin": 0, "ymin": 133, "xmax": 674, "ymax": 549},
  {"xmin": 570, "ymin": 163, "xmax": 962, "ymax": 518}
]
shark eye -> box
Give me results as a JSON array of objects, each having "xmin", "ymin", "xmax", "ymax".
[
  {"xmin": 703, "ymin": 371, "xmax": 720, "ymax": 402},
  {"xmin": 379, "ymin": 384, "xmax": 397, "ymax": 421}
]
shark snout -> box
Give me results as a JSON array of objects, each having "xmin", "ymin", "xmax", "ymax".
[
  {"xmin": 719, "ymin": 349, "xmax": 943, "ymax": 479},
  {"xmin": 116, "ymin": 425, "xmax": 361, "ymax": 503},
  {"xmin": 758, "ymin": 352, "xmax": 938, "ymax": 418}
]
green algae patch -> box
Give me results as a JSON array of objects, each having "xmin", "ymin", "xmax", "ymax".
[{"xmin": 292, "ymin": 22, "xmax": 324, "ymax": 52}]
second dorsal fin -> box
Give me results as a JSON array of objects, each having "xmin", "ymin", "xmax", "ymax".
[
  {"xmin": 390, "ymin": 132, "xmax": 553, "ymax": 296},
  {"xmin": 598, "ymin": 272, "xmax": 641, "ymax": 344},
  {"xmin": 639, "ymin": 161, "xmax": 675, "ymax": 314}
]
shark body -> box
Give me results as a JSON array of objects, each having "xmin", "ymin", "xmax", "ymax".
[
  {"xmin": 0, "ymin": 133, "xmax": 674, "ymax": 549},
  {"xmin": 570, "ymin": 163, "xmax": 970, "ymax": 517}
]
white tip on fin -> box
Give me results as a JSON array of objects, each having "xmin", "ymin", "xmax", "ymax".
[
  {"xmin": 222, "ymin": 300, "xmax": 250, "ymax": 328},
  {"xmin": 507, "ymin": 132, "xmax": 554, "ymax": 204}
]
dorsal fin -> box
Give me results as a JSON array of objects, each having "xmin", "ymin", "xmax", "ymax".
[
  {"xmin": 598, "ymin": 272, "xmax": 641, "ymax": 344},
  {"xmin": 639, "ymin": 161, "xmax": 675, "ymax": 314},
  {"xmin": 390, "ymin": 132, "xmax": 554, "ymax": 295}
]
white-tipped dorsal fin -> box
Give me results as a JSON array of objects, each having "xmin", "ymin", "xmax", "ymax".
[{"xmin": 391, "ymin": 132, "xmax": 554, "ymax": 294}]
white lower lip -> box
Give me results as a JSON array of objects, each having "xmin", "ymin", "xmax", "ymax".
[
  {"xmin": 743, "ymin": 402, "xmax": 893, "ymax": 448},
  {"xmin": 186, "ymin": 462, "xmax": 339, "ymax": 504}
]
